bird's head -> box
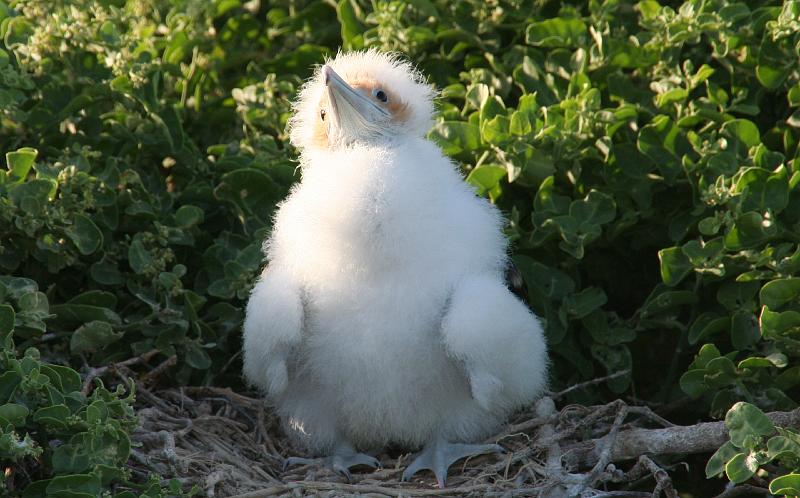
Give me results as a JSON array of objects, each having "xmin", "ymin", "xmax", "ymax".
[{"xmin": 289, "ymin": 50, "xmax": 435, "ymax": 152}]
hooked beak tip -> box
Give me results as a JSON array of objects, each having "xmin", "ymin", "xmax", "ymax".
[{"xmin": 322, "ymin": 65, "xmax": 333, "ymax": 86}]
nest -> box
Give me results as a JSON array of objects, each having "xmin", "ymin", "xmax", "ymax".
[{"xmin": 128, "ymin": 381, "xmax": 690, "ymax": 498}]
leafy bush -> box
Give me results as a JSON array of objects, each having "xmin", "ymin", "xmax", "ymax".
[
  {"xmin": 708, "ymin": 402, "xmax": 800, "ymax": 495},
  {"xmin": 0, "ymin": 278, "xmax": 190, "ymax": 496},
  {"xmin": 1, "ymin": 0, "xmax": 799, "ymax": 494}
]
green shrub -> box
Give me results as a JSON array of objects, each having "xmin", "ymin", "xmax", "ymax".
[
  {"xmin": 708, "ymin": 402, "xmax": 800, "ymax": 495},
  {"xmin": 0, "ymin": 278, "xmax": 190, "ymax": 496},
  {"xmin": 1, "ymin": 0, "xmax": 799, "ymax": 493},
  {"xmin": 0, "ymin": 0, "xmax": 305, "ymax": 387}
]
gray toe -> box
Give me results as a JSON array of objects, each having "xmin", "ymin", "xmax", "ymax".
[{"xmin": 402, "ymin": 440, "xmax": 505, "ymax": 488}]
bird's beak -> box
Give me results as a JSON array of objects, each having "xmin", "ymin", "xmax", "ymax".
[{"xmin": 322, "ymin": 65, "xmax": 390, "ymax": 142}]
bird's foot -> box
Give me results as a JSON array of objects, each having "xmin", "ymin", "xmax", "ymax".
[
  {"xmin": 283, "ymin": 445, "xmax": 381, "ymax": 481},
  {"xmin": 401, "ymin": 439, "xmax": 505, "ymax": 488}
]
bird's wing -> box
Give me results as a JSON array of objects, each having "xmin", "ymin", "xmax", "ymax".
[
  {"xmin": 439, "ymin": 274, "xmax": 548, "ymax": 411},
  {"xmin": 242, "ymin": 264, "xmax": 304, "ymax": 397}
]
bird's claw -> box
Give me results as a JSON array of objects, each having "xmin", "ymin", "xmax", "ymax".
[
  {"xmin": 402, "ymin": 441, "xmax": 505, "ymax": 488},
  {"xmin": 283, "ymin": 456, "xmax": 316, "ymax": 472},
  {"xmin": 283, "ymin": 446, "xmax": 380, "ymax": 481}
]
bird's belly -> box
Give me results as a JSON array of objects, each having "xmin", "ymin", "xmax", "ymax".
[{"xmin": 299, "ymin": 283, "xmax": 472, "ymax": 445}]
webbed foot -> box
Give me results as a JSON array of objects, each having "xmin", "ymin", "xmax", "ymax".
[
  {"xmin": 401, "ymin": 439, "xmax": 505, "ymax": 488},
  {"xmin": 283, "ymin": 443, "xmax": 381, "ymax": 481}
]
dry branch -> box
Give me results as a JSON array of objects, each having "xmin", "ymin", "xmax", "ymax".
[
  {"xmin": 124, "ymin": 380, "xmax": 800, "ymax": 497},
  {"xmin": 81, "ymin": 348, "xmax": 160, "ymax": 394},
  {"xmin": 563, "ymin": 407, "xmax": 800, "ymax": 468}
]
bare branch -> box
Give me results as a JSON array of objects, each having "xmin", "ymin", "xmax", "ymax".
[
  {"xmin": 551, "ymin": 370, "xmax": 631, "ymax": 400},
  {"xmin": 713, "ymin": 484, "xmax": 770, "ymax": 498},
  {"xmin": 563, "ymin": 408, "xmax": 800, "ymax": 468},
  {"xmin": 81, "ymin": 348, "xmax": 160, "ymax": 395}
]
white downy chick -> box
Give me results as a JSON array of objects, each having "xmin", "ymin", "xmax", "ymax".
[{"xmin": 242, "ymin": 49, "xmax": 548, "ymax": 487}]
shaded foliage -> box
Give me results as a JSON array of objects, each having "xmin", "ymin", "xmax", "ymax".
[{"xmin": 1, "ymin": 0, "xmax": 799, "ymax": 494}]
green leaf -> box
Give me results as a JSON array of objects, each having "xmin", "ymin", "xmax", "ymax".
[
  {"xmin": 563, "ymin": 287, "xmax": 607, "ymax": 318},
  {"xmin": 656, "ymin": 87, "xmax": 688, "ymax": 108},
  {"xmin": 658, "ymin": 247, "xmax": 692, "ymax": 286},
  {"xmin": 526, "ymin": 18, "xmax": 586, "ymax": 47},
  {"xmin": 533, "ymin": 176, "xmax": 570, "ymax": 218},
  {"xmin": 40, "ymin": 364, "xmax": 82, "ymax": 393},
  {"xmin": 688, "ymin": 313, "xmax": 728, "ymax": 344},
  {"xmin": 5, "ymin": 147, "xmax": 37, "ymax": 182},
  {"xmin": 33, "ymin": 404, "xmax": 70, "ymax": 427},
  {"xmin": 67, "ymin": 291, "xmax": 117, "ymax": 309},
  {"xmin": 481, "ymin": 115, "xmax": 511, "ymax": 145},
  {"xmin": 770, "ymin": 473, "xmax": 800, "ymax": 496},
  {"xmin": 0, "ymin": 403, "xmax": 28, "ymax": 425},
  {"xmin": 637, "ymin": 115, "xmax": 689, "ymax": 183},
  {"xmin": 52, "ymin": 444, "xmax": 91, "ymax": 473},
  {"xmin": 0, "ymin": 304, "xmax": 14, "ymax": 339},
  {"xmin": 777, "ymin": 365, "xmax": 800, "ymax": 391},
  {"xmin": 690, "ymin": 64, "xmax": 715, "ymax": 89},
  {"xmin": 50, "ymin": 304, "xmax": 120, "ymax": 326},
  {"xmin": 163, "ymin": 30, "xmax": 191, "ymax": 64},
  {"xmin": 760, "ymin": 307, "xmax": 800, "ymax": 339},
  {"xmin": 692, "ymin": 344, "xmax": 720, "ymax": 368},
  {"xmin": 756, "ymin": 36, "xmax": 790, "ymax": 90},
  {"xmin": 725, "ymin": 402, "xmax": 775, "ymax": 448},
  {"xmin": 185, "ymin": 341, "xmax": 212, "ymax": 369},
  {"xmin": 513, "ymin": 256, "xmax": 575, "ymax": 301},
  {"xmin": 19, "ymin": 291, "xmax": 49, "ymax": 314},
  {"xmin": 466, "ymin": 164, "xmax": 506, "ymax": 197},
  {"xmin": 721, "ymin": 119, "xmax": 761, "ymax": 150},
  {"xmin": 706, "ymin": 357, "xmax": 738, "ymax": 386},
  {"xmin": 706, "ymin": 441, "xmax": 739, "ymax": 478},
  {"xmin": 429, "ymin": 121, "xmax": 481, "ymax": 155},
  {"xmin": 207, "ymin": 278, "xmax": 235, "ymax": 299},
  {"xmin": 70, "ymin": 321, "xmax": 123, "ymax": 354},
  {"xmin": 641, "ymin": 289, "xmax": 698, "ymax": 317},
  {"xmin": 90, "ymin": 262, "xmax": 123, "ymax": 286},
  {"xmin": 480, "ymin": 95, "xmax": 505, "ymax": 122},
  {"xmin": 336, "ymin": 0, "xmax": 365, "ymax": 49},
  {"xmin": 569, "ymin": 190, "xmax": 616, "ymax": 226},
  {"xmin": 767, "ymin": 436, "xmax": 800, "ymax": 461},
  {"xmin": 760, "ymin": 278, "xmax": 800, "ymax": 310},
  {"xmin": 733, "ymin": 167, "xmax": 790, "ymax": 213},
  {"xmin": 680, "ymin": 369, "xmax": 707, "ymax": 398},
  {"xmin": 724, "ymin": 452, "xmax": 758, "ymax": 484},
  {"xmin": 175, "ymin": 205, "xmax": 204, "ymax": 228},
  {"xmin": 214, "ymin": 168, "xmax": 284, "ymax": 221},
  {"xmin": 739, "ymin": 353, "xmax": 787, "ymax": 370},
  {"xmin": 731, "ymin": 311, "xmax": 760, "ymax": 350},
  {"xmin": 509, "ymin": 110, "xmax": 532, "ymax": 136},
  {"xmin": 65, "ymin": 214, "xmax": 103, "ymax": 256},
  {"xmin": 128, "ymin": 239, "xmax": 153, "ymax": 274},
  {"xmin": 46, "ymin": 474, "xmax": 101, "ymax": 495},
  {"xmin": 9, "ymin": 178, "xmax": 56, "ymax": 206},
  {"xmin": 724, "ymin": 211, "xmax": 774, "ymax": 250},
  {"xmin": 717, "ymin": 281, "xmax": 759, "ymax": 311}
]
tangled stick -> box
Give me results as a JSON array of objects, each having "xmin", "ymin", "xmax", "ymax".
[
  {"xmin": 122, "ymin": 369, "xmax": 800, "ymax": 497},
  {"xmin": 81, "ymin": 348, "xmax": 160, "ymax": 394}
]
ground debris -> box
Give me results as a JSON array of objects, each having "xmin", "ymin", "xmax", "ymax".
[{"xmin": 126, "ymin": 384, "xmax": 790, "ymax": 497}]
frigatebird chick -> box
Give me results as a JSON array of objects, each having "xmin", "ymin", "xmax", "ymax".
[{"xmin": 242, "ymin": 50, "xmax": 548, "ymax": 488}]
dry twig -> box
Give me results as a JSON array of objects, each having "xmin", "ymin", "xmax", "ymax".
[
  {"xmin": 121, "ymin": 376, "xmax": 800, "ymax": 497},
  {"xmin": 81, "ymin": 348, "xmax": 160, "ymax": 394}
]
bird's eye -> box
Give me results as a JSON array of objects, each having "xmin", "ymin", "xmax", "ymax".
[
  {"xmin": 372, "ymin": 89, "xmax": 388, "ymax": 103},
  {"xmin": 320, "ymin": 109, "xmax": 326, "ymax": 121}
]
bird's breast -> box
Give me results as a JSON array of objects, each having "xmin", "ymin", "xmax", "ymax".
[{"xmin": 301, "ymin": 276, "xmax": 452, "ymax": 381}]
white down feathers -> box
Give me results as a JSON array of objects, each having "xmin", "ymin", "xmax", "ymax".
[{"xmin": 242, "ymin": 51, "xmax": 548, "ymax": 454}]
